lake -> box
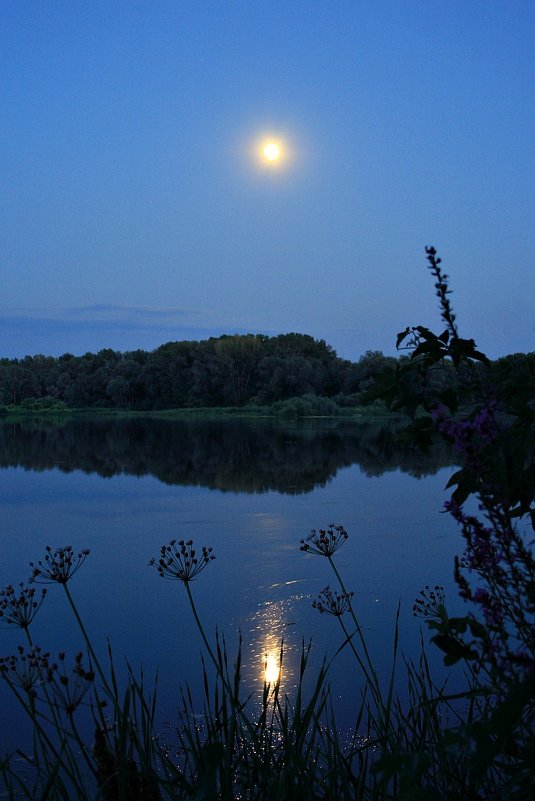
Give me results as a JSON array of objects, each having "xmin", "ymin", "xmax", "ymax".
[{"xmin": 0, "ymin": 416, "xmax": 464, "ymax": 751}]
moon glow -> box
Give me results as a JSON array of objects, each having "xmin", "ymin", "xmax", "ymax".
[
  {"xmin": 264, "ymin": 651, "xmax": 281, "ymax": 684},
  {"xmin": 251, "ymin": 134, "xmax": 290, "ymax": 171},
  {"xmin": 263, "ymin": 142, "xmax": 281, "ymax": 161}
]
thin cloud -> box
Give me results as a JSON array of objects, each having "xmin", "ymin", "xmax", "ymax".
[
  {"xmin": 0, "ymin": 304, "xmax": 203, "ymax": 323},
  {"xmin": 0, "ymin": 307, "xmax": 273, "ymax": 359}
]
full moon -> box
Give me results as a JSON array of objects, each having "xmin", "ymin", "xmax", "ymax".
[
  {"xmin": 252, "ymin": 135, "xmax": 290, "ymax": 170},
  {"xmin": 262, "ymin": 141, "xmax": 281, "ymax": 162}
]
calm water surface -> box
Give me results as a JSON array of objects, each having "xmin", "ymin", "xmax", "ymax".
[{"xmin": 0, "ymin": 418, "xmax": 463, "ymax": 749}]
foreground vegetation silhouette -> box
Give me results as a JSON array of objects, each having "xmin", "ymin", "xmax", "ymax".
[{"xmin": 1, "ymin": 248, "xmax": 533, "ymax": 799}]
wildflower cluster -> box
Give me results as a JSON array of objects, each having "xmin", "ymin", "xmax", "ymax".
[
  {"xmin": 300, "ymin": 525, "xmax": 348, "ymax": 557},
  {"xmin": 30, "ymin": 545, "xmax": 90, "ymax": 584},
  {"xmin": 429, "ymin": 392, "xmax": 534, "ymax": 678},
  {"xmin": 52, "ymin": 651, "xmax": 95, "ymax": 714},
  {"xmin": 412, "ymin": 585, "xmax": 446, "ymax": 620},
  {"xmin": 0, "ymin": 582, "xmax": 47, "ymax": 630},
  {"xmin": 0, "ymin": 645, "xmax": 55, "ymax": 695},
  {"xmin": 149, "ymin": 539, "xmax": 215, "ymax": 582},
  {"xmin": 410, "ymin": 313, "xmax": 535, "ymax": 685},
  {"xmin": 432, "ymin": 403, "xmax": 498, "ymax": 460},
  {"xmin": 446, "ymin": 498, "xmax": 535, "ymax": 683},
  {"xmin": 0, "ymin": 644, "xmax": 95, "ymax": 713},
  {"xmin": 312, "ymin": 586, "xmax": 354, "ymax": 617},
  {"xmin": 446, "ymin": 499, "xmax": 509, "ymax": 575}
]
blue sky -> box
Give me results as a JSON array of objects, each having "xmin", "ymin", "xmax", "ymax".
[{"xmin": 2, "ymin": 1, "xmax": 534, "ymax": 360}]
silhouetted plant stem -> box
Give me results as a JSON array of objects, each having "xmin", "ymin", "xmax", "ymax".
[
  {"xmin": 327, "ymin": 554, "xmax": 399, "ymax": 746},
  {"xmin": 61, "ymin": 583, "xmax": 109, "ymax": 694},
  {"xmin": 183, "ymin": 581, "xmax": 263, "ymax": 744},
  {"xmin": 6, "ymin": 683, "xmax": 68, "ymax": 779},
  {"xmin": 184, "ymin": 582, "xmax": 221, "ymax": 686},
  {"xmin": 328, "ymin": 556, "xmax": 379, "ymax": 687},
  {"xmin": 66, "ymin": 712, "xmax": 99, "ymax": 781}
]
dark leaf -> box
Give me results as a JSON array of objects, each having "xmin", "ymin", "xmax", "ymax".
[
  {"xmin": 396, "ymin": 327, "xmax": 412, "ymax": 349},
  {"xmin": 431, "ymin": 634, "xmax": 477, "ymax": 663}
]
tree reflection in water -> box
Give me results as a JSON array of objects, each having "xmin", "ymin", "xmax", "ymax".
[{"xmin": 0, "ymin": 417, "xmax": 454, "ymax": 494}]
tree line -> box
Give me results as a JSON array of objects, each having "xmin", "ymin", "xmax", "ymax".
[
  {"xmin": 0, "ymin": 333, "xmax": 398, "ymax": 410},
  {"xmin": 0, "ymin": 331, "xmax": 531, "ymax": 412}
]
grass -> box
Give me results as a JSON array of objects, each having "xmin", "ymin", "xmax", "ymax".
[
  {"xmin": 0, "ymin": 401, "xmax": 407, "ymax": 423},
  {"xmin": 1, "ymin": 533, "xmax": 522, "ymax": 801}
]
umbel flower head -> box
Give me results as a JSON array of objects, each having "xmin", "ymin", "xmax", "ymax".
[
  {"xmin": 413, "ymin": 585, "xmax": 446, "ymax": 620},
  {"xmin": 30, "ymin": 546, "xmax": 90, "ymax": 584},
  {"xmin": 149, "ymin": 539, "xmax": 215, "ymax": 582},
  {"xmin": 52, "ymin": 650, "xmax": 95, "ymax": 715},
  {"xmin": 0, "ymin": 645, "xmax": 55, "ymax": 695},
  {"xmin": 312, "ymin": 586, "xmax": 354, "ymax": 617},
  {"xmin": 300, "ymin": 524, "xmax": 349, "ymax": 557},
  {"xmin": 0, "ymin": 583, "xmax": 47, "ymax": 630}
]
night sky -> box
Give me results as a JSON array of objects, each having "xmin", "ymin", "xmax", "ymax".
[{"xmin": 2, "ymin": 1, "xmax": 534, "ymax": 360}]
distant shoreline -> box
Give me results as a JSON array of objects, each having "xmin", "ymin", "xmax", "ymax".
[{"xmin": 0, "ymin": 403, "xmax": 409, "ymax": 423}]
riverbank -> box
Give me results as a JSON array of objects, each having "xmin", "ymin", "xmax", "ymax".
[{"xmin": 0, "ymin": 400, "xmax": 409, "ymax": 423}]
